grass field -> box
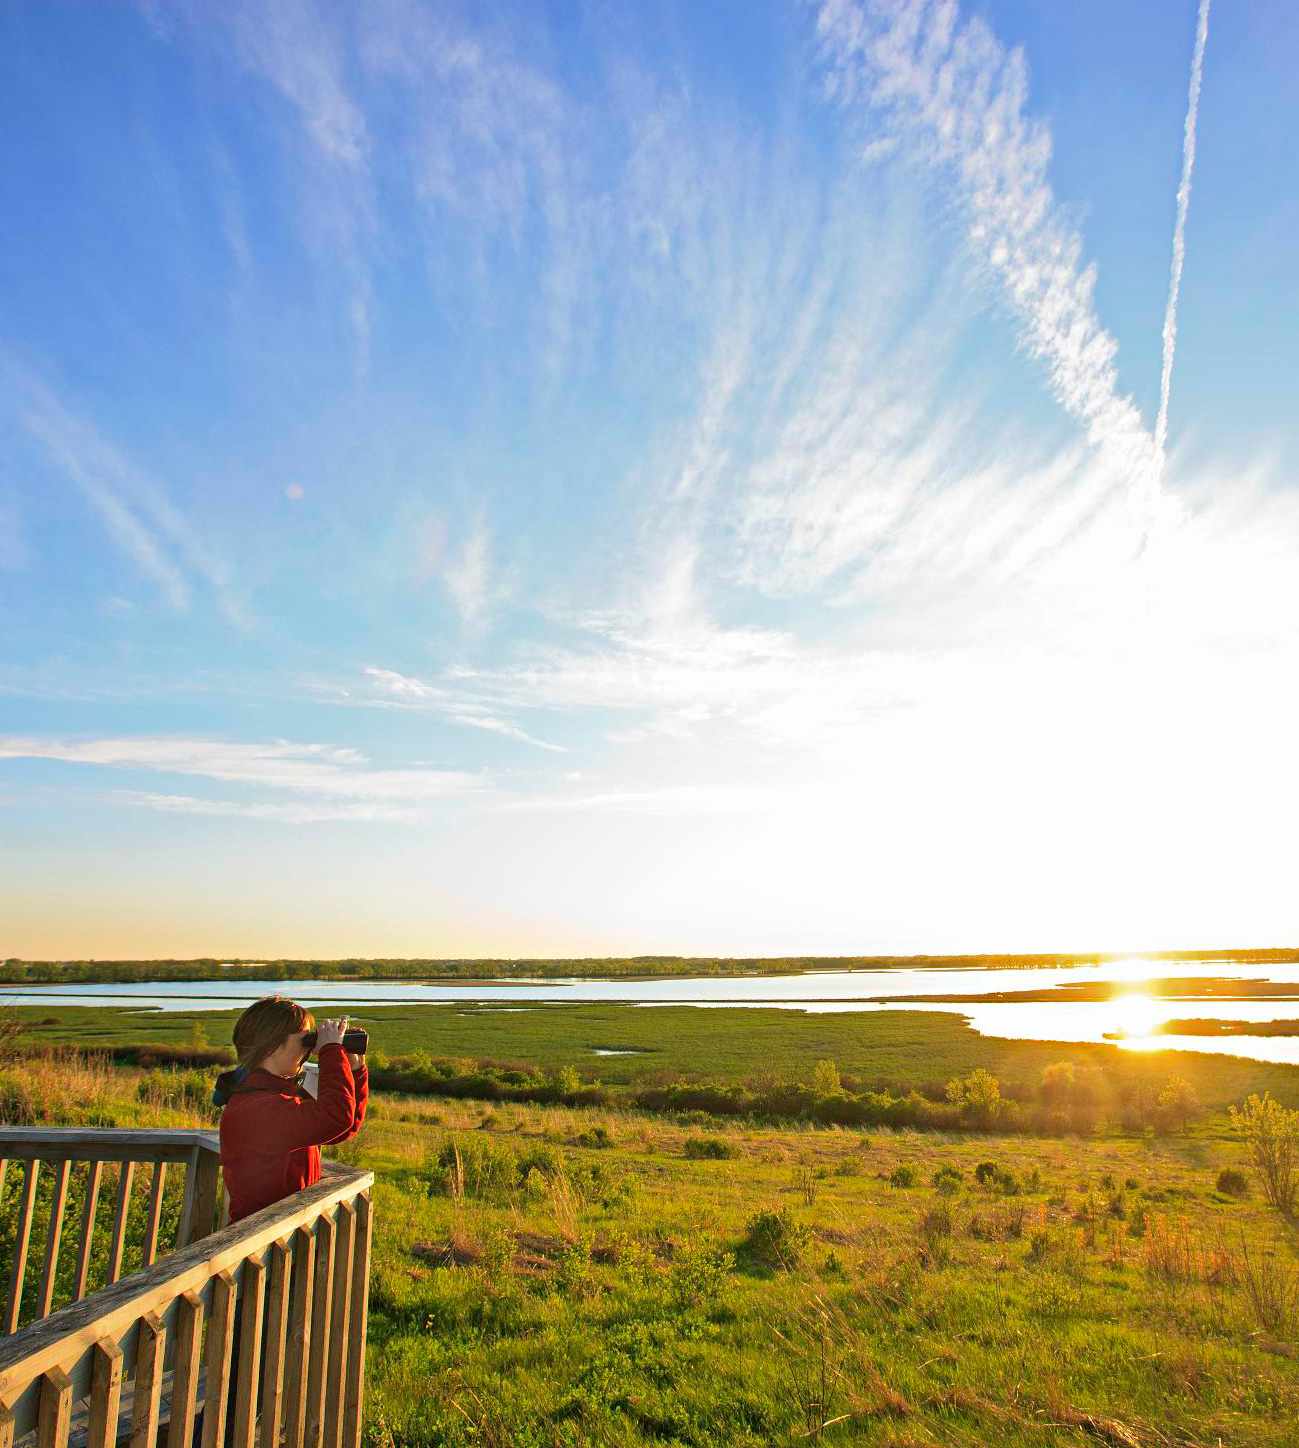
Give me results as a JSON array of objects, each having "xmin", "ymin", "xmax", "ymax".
[
  {"xmin": 2, "ymin": 1027, "xmax": 1299, "ymax": 1446},
  {"xmin": 12, "ymin": 1001, "xmax": 1299, "ymax": 1110}
]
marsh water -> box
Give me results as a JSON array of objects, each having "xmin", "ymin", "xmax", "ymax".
[{"xmin": 5, "ymin": 958, "xmax": 1299, "ymax": 1065}]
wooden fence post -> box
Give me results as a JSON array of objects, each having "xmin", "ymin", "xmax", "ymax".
[
  {"xmin": 260, "ymin": 1239, "xmax": 292, "ymax": 1448},
  {"xmin": 283, "ymin": 1225, "xmax": 316, "ymax": 1448},
  {"xmin": 86, "ymin": 1339, "xmax": 123, "ymax": 1448},
  {"xmin": 129, "ymin": 1313, "xmax": 165, "ymax": 1448},
  {"xmin": 5, "ymin": 1161, "xmax": 40, "ymax": 1334},
  {"xmin": 303, "ymin": 1213, "xmax": 336, "ymax": 1448},
  {"xmin": 342, "ymin": 1192, "xmax": 372, "ymax": 1448},
  {"xmin": 166, "ymin": 1292, "xmax": 204, "ymax": 1448}
]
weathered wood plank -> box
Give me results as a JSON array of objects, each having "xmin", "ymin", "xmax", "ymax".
[
  {"xmin": 282, "ymin": 1226, "xmax": 316, "ymax": 1448},
  {"xmin": 72, "ymin": 1162, "xmax": 104, "ymax": 1303},
  {"xmin": 174, "ymin": 1151, "xmax": 198, "ymax": 1254},
  {"xmin": 323, "ymin": 1204, "xmax": 355, "ymax": 1448},
  {"xmin": 141, "ymin": 1163, "xmax": 167, "ymax": 1270},
  {"xmin": 199, "ymin": 1271, "xmax": 236, "ymax": 1448},
  {"xmin": 0, "ymin": 1163, "xmax": 371, "ymax": 1437},
  {"xmin": 86, "ymin": 1339, "xmax": 123, "ymax": 1448},
  {"xmin": 106, "ymin": 1163, "xmax": 134, "ymax": 1288},
  {"xmin": 37, "ymin": 1367, "xmax": 72, "ymax": 1448},
  {"xmin": 179, "ymin": 1149, "xmax": 220, "ymax": 1250},
  {"xmin": 231, "ymin": 1258, "xmax": 266, "ymax": 1448},
  {"xmin": 5, "ymin": 1160, "xmax": 40, "ymax": 1334},
  {"xmin": 0, "ymin": 1131, "xmax": 220, "ymax": 1164},
  {"xmin": 259, "ymin": 1239, "xmax": 292, "ymax": 1448},
  {"xmin": 341, "ymin": 1193, "xmax": 371, "ymax": 1448},
  {"xmin": 0, "ymin": 1402, "xmax": 13, "ymax": 1448},
  {"xmin": 36, "ymin": 1161, "xmax": 72, "ymax": 1321},
  {"xmin": 130, "ymin": 1313, "xmax": 166, "ymax": 1448},
  {"xmin": 303, "ymin": 1213, "xmax": 336, "ymax": 1448},
  {"xmin": 165, "ymin": 1292, "xmax": 204, "ymax": 1448}
]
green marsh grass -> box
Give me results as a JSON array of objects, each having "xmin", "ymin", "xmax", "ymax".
[{"xmin": 4, "ymin": 1050, "xmax": 1299, "ymax": 1443}]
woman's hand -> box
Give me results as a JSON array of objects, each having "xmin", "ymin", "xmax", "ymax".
[{"xmin": 316, "ymin": 1017, "xmax": 348, "ymax": 1049}]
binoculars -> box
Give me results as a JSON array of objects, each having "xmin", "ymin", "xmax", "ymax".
[{"xmin": 301, "ymin": 1027, "xmax": 369, "ymax": 1056}]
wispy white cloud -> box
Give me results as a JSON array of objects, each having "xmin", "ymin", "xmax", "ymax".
[
  {"xmin": 122, "ymin": 792, "xmax": 416, "ymax": 824},
  {"xmin": 5, "ymin": 361, "xmax": 240, "ymax": 618},
  {"xmin": 814, "ymin": 0, "xmax": 1160, "ymax": 513},
  {"xmin": 361, "ymin": 667, "xmax": 566, "ymax": 751},
  {"xmin": 0, "ymin": 736, "xmax": 480, "ymax": 802},
  {"xmin": 443, "ymin": 611, "xmax": 911, "ymax": 753},
  {"xmin": 1155, "ymin": 0, "xmax": 1211, "ymax": 470},
  {"xmin": 153, "ymin": 0, "xmax": 375, "ymax": 370},
  {"xmin": 222, "ymin": 0, "xmax": 367, "ymax": 167},
  {"xmin": 498, "ymin": 783, "xmax": 779, "ymax": 817},
  {"xmin": 357, "ymin": 0, "xmax": 591, "ymax": 379},
  {"xmin": 442, "ymin": 514, "xmax": 493, "ymax": 627}
]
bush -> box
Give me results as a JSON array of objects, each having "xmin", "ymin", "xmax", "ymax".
[
  {"xmin": 932, "ymin": 1166, "xmax": 963, "ymax": 1196},
  {"xmin": 575, "ymin": 1125, "xmax": 614, "ymax": 1149},
  {"xmin": 741, "ymin": 1208, "xmax": 810, "ymax": 1270},
  {"xmin": 945, "ymin": 1068, "xmax": 1003, "ymax": 1126},
  {"xmin": 684, "ymin": 1136, "xmax": 734, "ymax": 1160},
  {"xmin": 1216, "ymin": 1168, "xmax": 1249, "ymax": 1199},
  {"xmin": 1229, "ymin": 1093, "xmax": 1299, "ymax": 1215},
  {"xmin": 974, "ymin": 1159, "xmax": 1018, "ymax": 1194},
  {"xmin": 889, "ymin": 1165, "xmax": 917, "ymax": 1188},
  {"xmin": 668, "ymin": 1240, "xmax": 735, "ymax": 1309},
  {"xmin": 1157, "ymin": 1077, "xmax": 1200, "ymax": 1133}
]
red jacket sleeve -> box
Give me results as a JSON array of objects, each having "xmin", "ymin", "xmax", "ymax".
[{"xmin": 324, "ymin": 1058, "xmax": 368, "ymax": 1145}]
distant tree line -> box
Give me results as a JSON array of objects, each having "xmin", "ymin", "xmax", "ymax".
[{"xmin": 4, "ymin": 947, "xmax": 1296, "ymax": 985}]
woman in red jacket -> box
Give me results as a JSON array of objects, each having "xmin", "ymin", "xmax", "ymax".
[{"xmin": 215, "ymin": 996, "xmax": 369, "ymax": 1222}]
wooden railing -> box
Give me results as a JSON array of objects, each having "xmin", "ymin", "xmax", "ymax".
[{"xmin": 0, "ymin": 1130, "xmax": 373, "ymax": 1448}]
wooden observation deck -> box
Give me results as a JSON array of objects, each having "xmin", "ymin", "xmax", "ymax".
[{"xmin": 0, "ymin": 1129, "xmax": 373, "ymax": 1448}]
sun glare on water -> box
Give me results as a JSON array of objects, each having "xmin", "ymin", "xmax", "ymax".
[
  {"xmin": 1104, "ymin": 957, "xmax": 1157, "ymax": 985},
  {"xmin": 1108, "ymin": 988, "xmax": 1165, "ymax": 1049}
]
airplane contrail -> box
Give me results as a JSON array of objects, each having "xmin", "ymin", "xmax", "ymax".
[{"xmin": 1154, "ymin": 0, "xmax": 1212, "ymax": 474}]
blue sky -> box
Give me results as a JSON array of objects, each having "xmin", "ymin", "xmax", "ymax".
[{"xmin": 2, "ymin": 0, "xmax": 1297, "ymax": 959}]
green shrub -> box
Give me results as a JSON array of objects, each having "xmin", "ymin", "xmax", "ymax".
[
  {"xmin": 575, "ymin": 1125, "xmax": 614, "ymax": 1149},
  {"xmin": 741, "ymin": 1208, "xmax": 810, "ymax": 1270},
  {"xmin": 429, "ymin": 1136, "xmax": 520, "ymax": 1201},
  {"xmin": 1229, "ymin": 1092, "xmax": 1299, "ymax": 1215},
  {"xmin": 889, "ymin": 1165, "xmax": 917, "ymax": 1188},
  {"xmin": 932, "ymin": 1165, "xmax": 963, "ymax": 1196},
  {"xmin": 1216, "ymin": 1168, "xmax": 1248, "ymax": 1199},
  {"xmin": 684, "ymin": 1136, "xmax": 734, "ymax": 1160},
  {"xmin": 668, "ymin": 1240, "xmax": 735, "ymax": 1308}
]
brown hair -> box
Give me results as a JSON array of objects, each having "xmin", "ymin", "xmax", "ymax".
[{"xmin": 232, "ymin": 996, "xmax": 316, "ymax": 1070}]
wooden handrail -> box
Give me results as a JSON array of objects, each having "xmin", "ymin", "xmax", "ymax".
[
  {"xmin": 0, "ymin": 1130, "xmax": 220, "ymax": 1164},
  {"xmin": 0, "ymin": 1159, "xmax": 373, "ymax": 1439}
]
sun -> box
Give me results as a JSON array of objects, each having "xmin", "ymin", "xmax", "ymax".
[{"xmin": 1109, "ymin": 988, "xmax": 1161, "ymax": 1040}]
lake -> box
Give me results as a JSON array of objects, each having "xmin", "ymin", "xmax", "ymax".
[{"xmin": 6, "ymin": 957, "xmax": 1299, "ymax": 1065}]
